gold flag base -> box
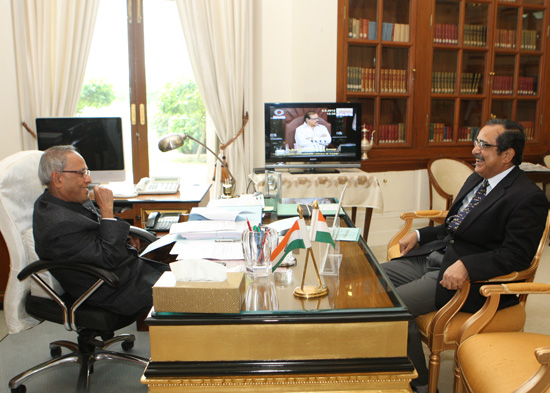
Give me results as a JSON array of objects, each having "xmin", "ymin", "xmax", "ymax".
[{"xmin": 293, "ymin": 285, "xmax": 328, "ymax": 299}]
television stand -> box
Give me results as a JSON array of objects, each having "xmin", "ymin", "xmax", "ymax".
[{"xmin": 289, "ymin": 168, "xmax": 340, "ymax": 174}]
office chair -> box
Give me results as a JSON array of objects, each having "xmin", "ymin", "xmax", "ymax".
[
  {"xmin": 427, "ymin": 157, "xmax": 474, "ymax": 224},
  {"xmin": 386, "ymin": 208, "xmax": 550, "ymax": 393},
  {"xmin": 0, "ymin": 150, "xmax": 156, "ymax": 393}
]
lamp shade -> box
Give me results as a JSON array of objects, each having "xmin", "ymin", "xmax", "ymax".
[{"xmin": 158, "ymin": 134, "xmax": 187, "ymax": 152}]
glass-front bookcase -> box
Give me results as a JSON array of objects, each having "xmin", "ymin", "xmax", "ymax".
[{"xmin": 337, "ymin": 0, "xmax": 550, "ymax": 171}]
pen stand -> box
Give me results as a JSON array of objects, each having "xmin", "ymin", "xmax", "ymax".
[{"xmin": 241, "ymin": 227, "xmax": 277, "ymax": 278}]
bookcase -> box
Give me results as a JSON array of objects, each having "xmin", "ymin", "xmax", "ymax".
[{"xmin": 337, "ymin": 0, "xmax": 550, "ymax": 172}]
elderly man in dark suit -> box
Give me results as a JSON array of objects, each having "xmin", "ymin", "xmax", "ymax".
[
  {"xmin": 33, "ymin": 145, "xmax": 169, "ymax": 317},
  {"xmin": 382, "ymin": 118, "xmax": 548, "ymax": 393}
]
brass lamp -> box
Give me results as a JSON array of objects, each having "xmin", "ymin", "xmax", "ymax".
[{"xmin": 158, "ymin": 133, "xmax": 236, "ymax": 197}]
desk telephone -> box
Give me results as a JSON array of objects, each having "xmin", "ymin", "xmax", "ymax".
[
  {"xmin": 145, "ymin": 212, "xmax": 181, "ymax": 231},
  {"xmin": 135, "ymin": 177, "xmax": 180, "ymax": 195}
]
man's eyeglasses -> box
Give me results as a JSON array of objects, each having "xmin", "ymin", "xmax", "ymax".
[
  {"xmin": 59, "ymin": 169, "xmax": 91, "ymax": 177},
  {"xmin": 309, "ymin": 118, "xmax": 320, "ymax": 121},
  {"xmin": 473, "ymin": 139, "xmax": 498, "ymax": 150}
]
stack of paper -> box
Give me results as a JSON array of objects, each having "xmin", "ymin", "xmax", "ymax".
[
  {"xmin": 189, "ymin": 205, "xmax": 262, "ymax": 226},
  {"xmin": 208, "ymin": 193, "xmax": 264, "ymax": 207},
  {"xmin": 169, "ymin": 220, "xmax": 248, "ymax": 240}
]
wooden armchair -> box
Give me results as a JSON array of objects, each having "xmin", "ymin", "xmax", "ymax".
[
  {"xmin": 427, "ymin": 157, "xmax": 474, "ymax": 225},
  {"xmin": 386, "ymin": 209, "xmax": 550, "ymax": 393},
  {"xmin": 454, "ymin": 283, "xmax": 550, "ymax": 393}
]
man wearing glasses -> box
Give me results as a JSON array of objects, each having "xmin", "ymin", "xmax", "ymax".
[
  {"xmin": 33, "ymin": 145, "xmax": 169, "ymax": 317},
  {"xmin": 382, "ymin": 118, "xmax": 548, "ymax": 393},
  {"xmin": 294, "ymin": 111, "xmax": 332, "ymax": 151}
]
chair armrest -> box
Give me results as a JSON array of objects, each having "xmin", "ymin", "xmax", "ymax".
[
  {"xmin": 386, "ymin": 210, "xmax": 448, "ymax": 261},
  {"xmin": 129, "ymin": 225, "xmax": 157, "ymax": 244},
  {"xmin": 457, "ymin": 283, "xmax": 550, "ymax": 347},
  {"xmin": 18, "ymin": 259, "xmax": 120, "ymax": 288}
]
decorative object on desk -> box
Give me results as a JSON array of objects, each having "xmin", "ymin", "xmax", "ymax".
[
  {"xmin": 361, "ymin": 124, "xmax": 375, "ymax": 160},
  {"xmin": 294, "ymin": 203, "xmax": 330, "ymax": 299},
  {"xmin": 158, "ymin": 133, "xmax": 236, "ymax": 197},
  {"xmin": 264, "ymin": 170, "xmax": 282, "ymax": 203},
  {"xmin": 320, "ymin": 216, "xmax": 343, "ymax": 276},
  {"xmin": 241, "ymin": 226, "xmax": 278, "ymax": 277}
]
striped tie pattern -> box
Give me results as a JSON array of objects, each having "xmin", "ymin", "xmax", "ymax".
[{"xmin": 447, "ymin": 179, "xmax": 489, "ymax": 233}]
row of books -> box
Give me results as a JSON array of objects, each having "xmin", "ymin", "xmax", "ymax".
[
  {"xmin": 458, "ymin": 127, "xmax": 480, "ymax": 142},
  {"xmin": 348, "ymin": 19, "xmax": 410, "ymax": 42},
  {"xmin": 347, "ymin": 67, "xmax": 407, "ymax": 93},
  {"xmin": 431, "ymin": 72, "xmax": 456, "ymax": 94},
  {"xmin": 520, "ymin": 30, "xmax": 538, "ymax": 50},
  {"xmin": 348, "ymin": 18, "xmax": 377, "ymax": 40},
  {"xmin": 431, "ymin": 72, "xmax": 483, "ymax": 94},
  {"xmin": 429, "ymin": 123, "xmax": 453, "ymax": 142},
  {"xmin": 434, "ymin": 24, "xmax": 458, "ymax": 45},
  {"xmin": 377, "ymin": 123, "xmax": 406, "ymax": 143},
  {"xmin": 519, "ymin": 121, "xmax": 535, "ymax": 140},
  {"xmin": 495, "ymin": 29, "xmax": 516, "ymax": 49},
  {"xmin": 517, "ymin": 76, "xmax": 537, "ymax": 95},
  {"xmin": 463, "ymin": 24, "xmax": 487, "ymax": 47}
]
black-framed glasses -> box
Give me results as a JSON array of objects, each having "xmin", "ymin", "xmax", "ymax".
[
  {"xmin": 59, "ymin": 169, "xmax": 91, "ymax": 177},
  {"xmin": 473, "ymin": 139, "xmax": 498, "ymax": 150}
]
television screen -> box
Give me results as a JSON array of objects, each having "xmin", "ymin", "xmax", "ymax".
[
  {"xmin": 36, "ymin": 117, "xmax": 126, "ymax": 183},
  {"xmin": 264, "ymin": 102, "xmax": 362, "ymax": 169}
]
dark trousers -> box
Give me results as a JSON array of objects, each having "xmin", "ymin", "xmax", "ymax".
[{"xmin": 381, "ymin": 251, "xmax": 444, "ymax": 386}]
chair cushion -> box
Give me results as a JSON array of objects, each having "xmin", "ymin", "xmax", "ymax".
[
  {"xmin": 25, "ymin": 295, "xmax": 139, "ymax": 332},
  {"xmin": 458, "ymin": 332, "xmax": 550, "ymax": 393},
  {"xmin": 416, "ymin": 304, "xmax": 526, "ymax": 345}
]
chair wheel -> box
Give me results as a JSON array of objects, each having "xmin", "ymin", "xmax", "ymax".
[
  {"xmin": 11, "ymin": 385, "xmax": 26, "ymax": 393},
  {"xmin": 50, "ymin": 346, "xmax": 62, "ymax": 358},
  {"xmin": 121, "ymin": 340, "xmax": 134, "ymax": 351},
  {"xmin": 101, "ymin": 332, "xmax": 114, "ymax": 340}
]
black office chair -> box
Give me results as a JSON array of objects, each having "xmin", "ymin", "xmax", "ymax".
[{"xmin": 0, "ymin": 151, "xmax": 157, "ymax": 393}]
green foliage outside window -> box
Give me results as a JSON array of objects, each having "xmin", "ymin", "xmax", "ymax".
[
  {"xmin": 153, "ymin": 79, "xmax": 206, "ymax": 155},
  {"xmin": 77, "ymin": 79, "xmax": 116, "ymax": 113}
]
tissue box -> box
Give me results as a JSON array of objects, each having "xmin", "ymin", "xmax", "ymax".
[{"xmin": 152, "ymin": 271, "xmax": 245, "ymax": 313}]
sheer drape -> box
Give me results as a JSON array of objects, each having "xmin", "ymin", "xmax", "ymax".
[
  {"xmin": 11, "ymin": 0, "xmax": 100, "ymax": 150},
  {"xmin": 175, "ymin": 0, "xmax": 253, "ymax": 195}
]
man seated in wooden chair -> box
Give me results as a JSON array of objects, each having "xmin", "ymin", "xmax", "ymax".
[{"xmin": 382, "ymin": 119, "xmax": 548, "ymax": 393}]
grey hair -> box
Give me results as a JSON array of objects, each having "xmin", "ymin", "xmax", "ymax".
[{"xmin": 38, "ymin": 145, "xmax": 78, "ymax": 186}]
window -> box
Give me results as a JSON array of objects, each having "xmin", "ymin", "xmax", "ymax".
[{"xmin": 79, "ymin": 0, "xmax": 207, "ymax": 184}]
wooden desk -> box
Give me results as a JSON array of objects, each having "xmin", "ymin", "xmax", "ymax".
[
  {"xmin": 141, "ymin": 213, "xmax": 415, "ymax": 393},
  {"xmin": 114, "ymin": 184, "xmax": 211, "ymax": 228},
  {"xmin": 253, "ymin": 169, "xmax": 383, "ymax": 241}
]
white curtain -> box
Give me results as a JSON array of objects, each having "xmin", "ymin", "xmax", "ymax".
[
  {"xmin": 175, "ymin": 0, "xmax": 253, "ymax": 196},
  {"xmin": 11, "ymin": 0, "xmax": 100, "ymax": 150}
]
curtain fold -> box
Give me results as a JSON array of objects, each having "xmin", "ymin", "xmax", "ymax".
[
  {"xmin": 175, "ymin": 0, "xmax": 253, "ymax": 195},
  {"xmin": 11, "ymin": 0, "xmax": 100, "ymax": 150}
]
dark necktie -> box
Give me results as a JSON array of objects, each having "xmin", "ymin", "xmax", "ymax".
[{"xmin": 447, "ymin": 179, "xmax": 489, "ymax": 232}]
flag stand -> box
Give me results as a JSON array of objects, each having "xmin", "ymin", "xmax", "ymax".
[{"xmin": 293, "ymin": 202, "xmax": 328, "ymax": 299}]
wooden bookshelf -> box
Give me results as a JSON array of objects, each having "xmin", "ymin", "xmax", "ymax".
[{"xmin": 337, "ymin": 0, "xmax": 550, "ymax": 172}]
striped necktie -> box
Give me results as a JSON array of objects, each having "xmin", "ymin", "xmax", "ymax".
[{"xmin": 447, "ymin": 179, "xmax": 489, "ymax": 232}]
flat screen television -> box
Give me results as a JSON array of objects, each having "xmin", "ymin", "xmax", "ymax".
[
  {"xmin": 264, "ymin": 102, "xmax": 362, "ymax": 173},
  {"xmin": 36, "ymin": 117, "xmax": 125, "ymax": 184}
]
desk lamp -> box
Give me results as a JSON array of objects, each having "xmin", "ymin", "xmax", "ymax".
[{"xmin": 158, "ymin": 133, "xmax": 235, "ymax": 197}]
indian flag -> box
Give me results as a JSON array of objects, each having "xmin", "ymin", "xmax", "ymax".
[
  {"xmin": 271, "ymin": 218, "xmax": 311, "ymax": 271},
  {"xmin": 309, "ymin": 209, "xmax": 335, "ymax": 247}
]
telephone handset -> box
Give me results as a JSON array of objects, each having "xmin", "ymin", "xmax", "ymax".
[
  {"xmin": 134, "ymin": 177, "xmax": 180, "ymax": 195},
  {"xmin": 145, "ymin": 211, "xmax": 181, "ymax": 231}
]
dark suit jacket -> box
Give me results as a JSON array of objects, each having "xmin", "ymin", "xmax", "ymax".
[
  {"xmin": 407, "ymin": 166, "xmax": 548, "ymax": 312},
  {"xmin": 33, "ymin": 190, "xmax": 168, "ymax": 316}
]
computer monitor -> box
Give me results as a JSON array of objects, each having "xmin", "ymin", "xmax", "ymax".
[{"xmin": 36, "ymin": 117, "xmax": 125, "ymax": 184}]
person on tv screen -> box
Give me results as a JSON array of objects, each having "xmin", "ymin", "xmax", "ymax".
[{"xmin": 294, "ymin": 111, "xmax": 332, "ymax": 151}]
